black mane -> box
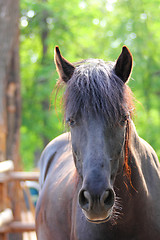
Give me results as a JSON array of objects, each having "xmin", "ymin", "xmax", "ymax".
[{"xmin": 64, "ymin": 59, "xmax": 134, "ymax": 124}]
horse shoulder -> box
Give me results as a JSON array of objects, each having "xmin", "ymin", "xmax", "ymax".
[
  {"xmin": 36, "ymin": 132, "xmax": 77, "ymax": 240},
  {"xmin": 137, "ymin": 137, "xmax": 160, "ymax": 229},
  {"xmin": 39, "ymin": 132, "xmax": 71, "ymax": 188},
  {"xmin": 139, "ymin": 137, "xmax": 160, "ymax": 170},
  {"xmin": 36, "ymin": 167, "xmax": 76, "ymax": 240}
]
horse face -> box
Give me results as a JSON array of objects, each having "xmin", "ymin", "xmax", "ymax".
[
  {"xmin": 68, "ymin": 113, "xmax": 127, "ymax": 223},
  {"xmin": 54, "ymin": 45, "xmax": 133, "ymax": 224}
]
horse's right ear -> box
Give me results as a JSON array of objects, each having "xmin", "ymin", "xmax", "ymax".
[
  {"xmin": 54, "ymin": 46, "xmax": 75, "ymax": 83},
  {"xmin": 115, "ymin": 46, "xmax": 133, "ymax": 83}
]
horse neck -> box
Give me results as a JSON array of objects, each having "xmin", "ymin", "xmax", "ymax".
[
  {"xmin": 130, "ymin": 119, "xmax": 159, "ymax": 173},
  {"xmin": 115, "ymin": 120, "xmax": 160, "ymax": 199}
]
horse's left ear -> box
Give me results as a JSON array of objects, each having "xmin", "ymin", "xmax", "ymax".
[
  {"xmin": 54, "ymin": 46, "xmax": 75, "ymax": 83},
  {"xmin": 115, "ymin": 46, "xmax": 133, "ymax": 83}
]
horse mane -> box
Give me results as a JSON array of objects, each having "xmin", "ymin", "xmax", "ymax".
[
  {"xmin": 57, "ymin": 58, "xmax": 135, "ymax": 182},
  {"xmin": 63, "ymin": 59, "xmax": 134, "ymax": 125}
]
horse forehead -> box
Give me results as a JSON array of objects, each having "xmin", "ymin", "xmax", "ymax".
[
  {"xmin": 79, "ymin": 116, "xmax": 123, "ymax": 148},
  {"xmin": 82, "ymin": 115, "xmax": 112, "ymax": 138},
  {"xmin": 78, "ymin": 59, "xmax": 106, "ymax": 66},
  {"xmin": 75, "ymin": 59, "xmax": 112, "ymax": 74}
]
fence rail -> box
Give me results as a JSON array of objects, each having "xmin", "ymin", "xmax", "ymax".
[
  {"xmin": 0, "ymin": 221, "xmax": 35, "ymax": 233},
  {"xmin": 0, "ymin": 160, "xmax": 39, "ymax": 240},
  {"xmin": 0, "ymin": 171, "xmax": 40, "ymax": 183}
]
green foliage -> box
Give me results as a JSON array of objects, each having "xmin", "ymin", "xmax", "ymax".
[{"xmin": 20, "ymin": 0, "xmax": 160, "ymax": 169}]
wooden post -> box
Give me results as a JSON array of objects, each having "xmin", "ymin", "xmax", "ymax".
[
  {"xmin": 0, "ymin": 0, "xmax": 20, "ymax": 167},
  {"xmin": 0, "ymin": 209, "xmax": 13, "ymax": 227},
  {"xmin": 0, "ymin": 162, "xmax": 39, "ymax": 239},
  {"xmin": 0, "ymin": 1, "xmax": 21, "ymax": 239}
]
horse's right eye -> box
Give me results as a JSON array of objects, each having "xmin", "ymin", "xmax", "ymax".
[
  {"xmin": 70, "ymin": 119, "xmax": 76, "ymax": 127},
  {"xmin": 66, "ymin": 118, "xmax": 76, "ymax": 127},
  {"xmin": 120, "ymin": 115, "xmax": 128, "ymax": 126}
]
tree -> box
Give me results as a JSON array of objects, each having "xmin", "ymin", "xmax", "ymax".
[
  {"xmin": 20, "ymin": 0, "xmax": 160, "ymax": 169},
  {"xmin": 0, "ymin": 0, "xmax": 21, "ymax": 168}
]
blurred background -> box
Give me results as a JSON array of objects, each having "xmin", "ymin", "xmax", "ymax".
[
  {"xmin": 0, "ymin": 1, "xmax": 159, "ymax": 238},
  {"xmin": 1, "ymin": 0, "xmax": 160, "ymax": 171}
]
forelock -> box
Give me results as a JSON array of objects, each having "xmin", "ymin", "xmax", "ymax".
[{"xmin": 64, "ymin": 59, "xmax": 133, "ymax": 125}]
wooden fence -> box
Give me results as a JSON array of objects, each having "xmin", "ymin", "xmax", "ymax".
[{"xmin": 0, "ymin": 160, "xmax": 39, "ymax": 240}]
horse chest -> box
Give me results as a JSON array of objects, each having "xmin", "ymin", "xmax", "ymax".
[
  {"xmin": 74, "ymin": 207, "xmax": 119, "ymax": 240},
  {"xmin": 75, "ymin": 223, "xmax": 155, "ymax": 240},
  {"xmin": 74, "ymin": 206, "xmax": 158, "ymax": 240}
]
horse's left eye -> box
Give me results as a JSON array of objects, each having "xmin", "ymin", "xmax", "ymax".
[
  {"xmin": 66, "ymin": 118, "xmax": 76, "ymax": 127},
  {"xmin": 120, "ymin": 116, "xmax": 128, "ymax": 126}
]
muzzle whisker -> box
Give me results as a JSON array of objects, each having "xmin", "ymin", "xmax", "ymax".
[{"xmin": 110, "ymin": 195, "xmax": 123, "ymax": 225}]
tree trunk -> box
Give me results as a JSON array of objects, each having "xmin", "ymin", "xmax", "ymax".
[
  {"xmin": 41, "ymin": 4, "xmax": 50, "ymax": 148},
  {"xmin": 0, "ymin": 0, "xmax": 21, "ymax": 169},
  {"xmin": 34, "ymin": 0, "xmax": 50, "ymax": 165}
]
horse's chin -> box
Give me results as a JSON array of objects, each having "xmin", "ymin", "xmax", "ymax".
[
  {"xmin": 86, "ymin": 216, "xmax": 111, "ymax": 224},
  {"xmin": 83, "ymin": 209, "xmax": 112, "ymax": 224}
]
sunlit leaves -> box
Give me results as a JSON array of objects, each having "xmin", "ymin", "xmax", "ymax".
[{"xmin": 20, "ymin": 0, "xmax": 160, "ymax": 169}]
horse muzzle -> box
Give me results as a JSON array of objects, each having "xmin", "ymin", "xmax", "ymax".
[{"xmin": 78, "ymin": 188, "xmax": 115, "ymax": 223}]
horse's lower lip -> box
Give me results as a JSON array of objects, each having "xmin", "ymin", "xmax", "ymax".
[{"xmin": 86, "ymin": 215, "xmax": 110, "ymax": 224}]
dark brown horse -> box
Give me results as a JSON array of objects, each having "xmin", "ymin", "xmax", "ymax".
[{"xmin": 36, "ymin": 46, "xmax": 160, "ymax": 240}]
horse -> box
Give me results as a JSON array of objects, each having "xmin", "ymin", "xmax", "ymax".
[{"xmin": 36, "ymin": 46, "xmax": 160, "ymax": 240}]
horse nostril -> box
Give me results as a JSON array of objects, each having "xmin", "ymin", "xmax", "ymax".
[
  {"xmin": 100, "ymin": 190, "xmax": 114, "ymax": 209},
  {"xmin": 79, "ymin": 190, "xmax": 91, "ymax": 212}
]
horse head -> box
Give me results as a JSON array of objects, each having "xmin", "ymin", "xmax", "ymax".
[{"xmin": 54, "ymin": 46, "xmax": 133, "ymax": 223}]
